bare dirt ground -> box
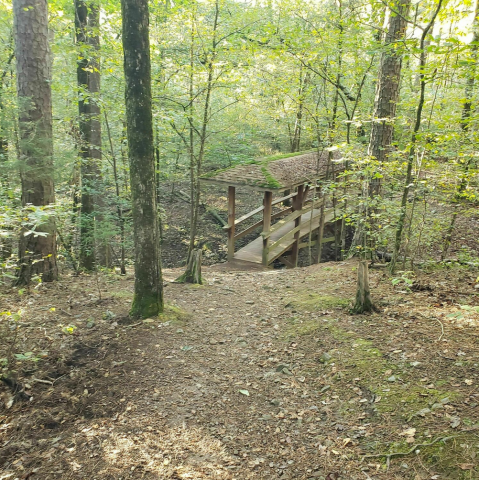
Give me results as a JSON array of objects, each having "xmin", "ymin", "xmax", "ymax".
[{"xmin": 1, "ymin": 260, "xmax": 479, "ymax": 480}]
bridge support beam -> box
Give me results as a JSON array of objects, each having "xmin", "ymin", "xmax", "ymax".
[
  {"xmin": 314, "ymin": 185, "xmax": 325, "ymax": 264},
  {"xmin": 262, "ymin": 191, "xmax": 272, "ymax": 266},
  {"xmin": 227, "ymin": 186, "xmax": 236, "ymax": 260},
  {"xmin": 290, "ymin": 184, "xmax": 305, "ymax": 267}
]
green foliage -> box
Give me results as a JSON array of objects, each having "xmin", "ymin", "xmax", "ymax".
[
  {"xmin": 391, "ymin": 271, "xmax": 415, "ymax": 290},
  {"xmin": 0, "ymin": 0, "xmax": 476, "ymax": 279}
]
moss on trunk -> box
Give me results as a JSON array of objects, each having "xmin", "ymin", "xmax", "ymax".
[
  {"xmin": 121, "ymin": 0, "xmax": 163, "ymax": 318},
  {"xmin": 130, "ymin": 292, "xmax": 163, "ymax": 319}
]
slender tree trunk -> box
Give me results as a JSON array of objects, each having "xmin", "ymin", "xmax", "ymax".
[
  {"xmin": 291, "ymin": 66, "xmax": 308, "ymax": 153},
  {"xmin": 0, "ymin": 35, "xmax": 13, "ymax": 191},
  {"xmin": 104, "ymin": 110, "xmax": 126, "ymax": 274},
  {"xmin": 121, "ymin": 0, "xmax": 163, "ymax": 317},
  {"xmin": 187, "ymin": 20, "xmax": 196, "ymax": 255},
  {"xmin": 368, "ymin": 0, "xmax": 411, "ymax": 196},
  {"xmin": 185, "ymin": 0, "xmax": 219, "ymax": 265},
  {"xmin": 389, "ymin": 0, "xmax": 443, "ymax": 274},
  {"xmin": 0, "ymin": 37, "xmax": 14, "ymax": 261},
  {"xmin": 75, "ymin": 0, "xmax": 106, "ymax": 270},
  {"xmin": 442, "ymin": 0, "xmax": 479, "ymax": 259},
  {"xmin": 14, "ymin": 0, "xmax": 57, "ymax": 284},
  {"xmin": 120, "ymin": 120, "xmax": 129, "ymax": 192},
  {"xmin": 351, "ymin": 0, "xmax": 410, "ymax": 310}
]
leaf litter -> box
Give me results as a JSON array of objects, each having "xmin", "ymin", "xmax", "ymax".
[{"xmin": 0, "ymin": 260, "xmax": 478, "ymax": 479}]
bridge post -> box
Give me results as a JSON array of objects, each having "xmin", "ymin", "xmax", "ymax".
[
  {"xmin": 291, "ymin": 184, "xmax": 304, "ymax": 267},
  {"xmin": 227, "ymin": 186, "xmax": 236, "ymax": 261},
  {"xmin": 315, "ymin": 185, "xmax": 325, "ymax": 264},
  {"xmin": 262, "ymin": 191, "xmax": 272, "ymax": 265}
]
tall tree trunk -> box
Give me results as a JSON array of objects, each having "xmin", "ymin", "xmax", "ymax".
[
  {"xmin": 368, "ymin": 0, "xmax": 411, "ymax": 196},
  {"xmin": 389, "ymin": 0, "xmax": 443, "ymax": 273},
  {"xmin": 121, "ymin": 0, "xmax": 163, "ymax": 318},
  {"xmin": 186, "ymin": 0, "xmax": 219, "ymax": 261},
  {"xmin": 13, "ymin": 0, "xmax": 57, "ymax": 284},
  {"xmin": 0, "ymin": 36, "xmax": 14, "ymax": 261},
  {"xmin": 352, "ymin": 0, "xmax": 410, "ymax": 311},
  {"xmin": 104, "ymin": 110, "xmax": 126, "ymax": 274},
  {"xmin": 75, "ymin": 0, "xmax": 106, "ymax": 270},
  {"xmin": 442, "ymin": 0, "xmax": 479, "ymax": 259},
  {"xmin": 290, "ymin": 65, "xmax": 308, "ymax": 153},
  {"xmin": 0, "ymin": 34, "xmax": 13, "ymax": 192}
]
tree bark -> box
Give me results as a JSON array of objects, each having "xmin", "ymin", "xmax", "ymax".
[
  {"xmin": 75, "ymin": 0, "xmax": 106, "ymax": 270},
  {"xmin": 121, "ymin": 0, "xmax": 163, "ymax": 317},
  {"xmin": 389, "ymin": 0, "xmax": 443, "ymax": 274},
  {"xmin": 368, "ymin": 0, "xmax": 411, "ymax": 196},
  {"xmin": 0, "ymin": 34, "xmax": 13, "ymax": 191},
  {"xmin": 442, "ymin": 1, "xmax": 479, "ymax": 259},
  {"xmin": 175, "ymin": 249, "xmax": 203, "ymax": 284},
  {"xmin": 351, "ymin": 259, "xmax": 375, "ymax": 314},
  {"xmin": 13, "ymin": 0, "xmax": 57, "ymax": 284},
  {"xmin": 104, "ymin": 110, "xmax": 126, "ymax": 274}
]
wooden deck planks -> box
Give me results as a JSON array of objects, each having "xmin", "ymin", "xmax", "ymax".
[{"xmin": 234, "ymin": 208, "xmax": 335, "ymax": 264}]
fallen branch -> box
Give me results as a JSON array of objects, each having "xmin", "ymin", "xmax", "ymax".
[
  {"xmin": 32, "ymin": 377, "xmax": 54, "ymax": 386},
  {"xmin": 435, "ymin": 317, "xmax": 445, "ymax": 341},
  {"xmin": 174, "ymin": 189, "xmax": 226, "ymax": 227},
  {"xmin": 419, "ymin": 313, "xmax": 445, "ymax": 341},
  {"xmin": 362, "ymin": 436, "xmax": 454, "ymax": 469},
  {"xmin": 174, "ymin": 189, "xmax": 191, "ymax": 203},
  {"xmin": 127, "ymin": 321, "xmax": 143, "ymax": 328},
  {"xmin": 205, "ymin": 207, "xmax": 227, "ymax": 227}
]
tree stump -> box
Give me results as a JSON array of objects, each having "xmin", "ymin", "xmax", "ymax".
[
  {"xmin": 351, "ymin": 259, "xmax": 375, "ymax": 314},
  {"xmin": 176, "ymin": 249, "xmax": 203, "ymax": 284}
]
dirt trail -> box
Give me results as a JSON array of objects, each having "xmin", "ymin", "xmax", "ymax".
[{"xmin": 1, "ymin": 261, "xmax": 478, "ymax": 479}]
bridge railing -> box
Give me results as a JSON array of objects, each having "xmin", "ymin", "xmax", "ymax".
[
  {"xmin": 223, "ymin": 191, "xmax": 298, "ymax": 258},
  {"xmin": 262, "ymin": 196, "xmax": 326, "ymax": 266}
]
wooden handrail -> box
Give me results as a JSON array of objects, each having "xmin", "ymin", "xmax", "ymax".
[
  {"xmin": 272, "ymin": 207, "xmax": 293, "ymax": 220},
  {"xmin": 234, "ymin": 219, "xmax": 263, "ymax": 240},
  {"xmin": 298, "ymin": 236, "xmax": 335, "ymax": 249},
  {"xmin": 265, "ymin": 207, "xmax": 335, "ymax": 264},
  {"xmin": 223, "ymin": 192, "xmax": 298, "ymax": 230},
  {"xmin": 261, "ymin": 198, "xmax": 323, "ymax": 239},
  {"xmin": 233, "ymin": 208, "xmax": 293, "ymax": 240},
  {"xmin": 272, "ymin": 191, "xmax": 297, "ymax": 206},
  {"xmin": 223, "ymin": 204, "xmax": 264, "ymax": 230},
  {"xmin": 266, "ymin": 214, "xmax": 321, "ymax": 254}
]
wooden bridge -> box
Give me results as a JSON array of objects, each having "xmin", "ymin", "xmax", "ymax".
[{"xmin": 200, "ymin": 150, "xmax": 343, "ymax": 268}]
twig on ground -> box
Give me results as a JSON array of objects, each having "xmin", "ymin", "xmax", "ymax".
[
  {"xmin": 32, "ymin": 377, "xmax": 54, "ymax": 386},
  {"xmin": 435, "ymin": 317, "xmax": 445, "ymax": 341},
  {"xmin": 52, "ymin": 374, "xmax": 68, "ymax": 385},
  {"xmin": 419, "ymin": 313, "xmax": 445, "ymax": 341},
  {"xmin": 127, "ymin": 321, "xmax": 143, "ymax": 328},
  {"xmin": 362, "ymin": 436, "xmax": 454, "ymax": 469}
]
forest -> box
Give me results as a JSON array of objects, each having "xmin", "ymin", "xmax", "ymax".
[{"xmin": 0, "ymin": 0, "xmax": 478, "ymax": 478}]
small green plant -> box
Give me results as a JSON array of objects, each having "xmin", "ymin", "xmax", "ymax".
[
  {"xmin": 103, "ymin": 310, "xmax": 116, "ymax": 320},
  {"xmin": 447, "ymin": 305, "xmax": 479, "ymax": 320},
  {"xmin": 1, "ymin": 310, "xmax": 24, "ymax": 369},
  {"xmin": 61, "ymin": 324, "xmax": 77, "ymax": 335},
  {"xmin": 391, "ymin": 271, "xmax": 415, "ymax": 291}
]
